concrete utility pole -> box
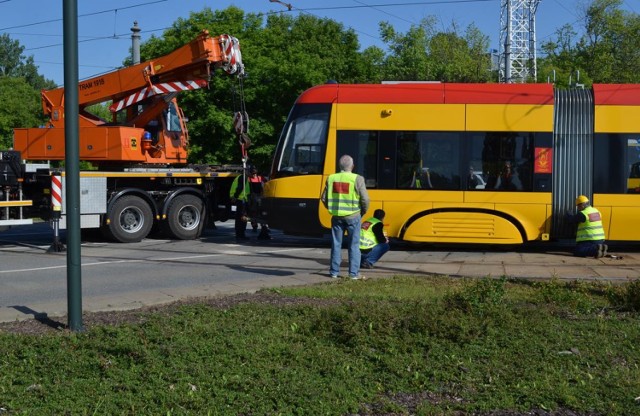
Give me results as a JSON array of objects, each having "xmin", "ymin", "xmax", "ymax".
[
  {"xmin": 131, "ymin": 21, "xmax": 141, "ymax": 65},
  {"xmin": 498, "ymin": 0, "xmax": 541, "ymax": 83}
]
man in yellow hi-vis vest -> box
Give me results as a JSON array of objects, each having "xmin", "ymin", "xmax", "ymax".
[
  {"xmin": 321, "ymin": 154, "xmax": 370, "ymax": 279},
  {"xmin": 566, "ymin": 195, "xmax": 607, "ymax": 258}
]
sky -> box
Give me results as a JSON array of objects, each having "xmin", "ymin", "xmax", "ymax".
[{"xmin": 1, "ymin": 0, "xmax": 638, "ymax": 87}]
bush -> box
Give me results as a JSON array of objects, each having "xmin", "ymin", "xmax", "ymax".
[
  {"xmin": 442, "ymin": 276, "xmax": 506, "ymax": 314},
  {"xmin": 607, "ymin": 279, "xmax": 640, "ymax": 311},
  {"xmin": 536, "ymin": 278, "xmax": 603, "ymax": 314}
]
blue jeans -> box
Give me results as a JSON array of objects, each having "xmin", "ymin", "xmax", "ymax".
[
  {"xmin": 330, "ymin": 214, "xmax": 361, "ymax": 277},
  {"xmin": 574, "ymin": 240, "xmax": 604, "ymax": 257},
  {"xmin": 361, "ymin": 242, "xmax": 390, "ymax": 266}
]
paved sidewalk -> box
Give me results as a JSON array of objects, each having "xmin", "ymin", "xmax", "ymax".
[{"xmin": 370, "ymin": 248, "xmax": 640, "ymax": 282}]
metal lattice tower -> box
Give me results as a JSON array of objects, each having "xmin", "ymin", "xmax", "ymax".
[{"xmin": 498, "ymin": 0, "xmax": 541, "ymax": 83}]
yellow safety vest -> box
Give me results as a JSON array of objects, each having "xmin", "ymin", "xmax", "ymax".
[
  {"xmin": 359, "ymin": 217, "xmax": 381, "ymax": 249},
  {"xmin": 576, "ymin": 206, "xmax": 605, "ymax": 242},
  {"xmin": 229, "ymin": 175, "xmax": 249, "ymax": 202},
  {"xmin": 326, "ymin": 172, "xmax": 360, "ymax": 216}
]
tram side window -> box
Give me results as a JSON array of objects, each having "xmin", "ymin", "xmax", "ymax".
[
  {"xmin": 468, "ymin": 132, "xmax": 535, "ymax": 191},
  {"xmin": 397, "ymin": 132, "xmax": 461, "ymax": 190},
  {"xmin": 397, "ymin": 133, "xmax": 420, "ymax": 188},
  {"xmin": 625, "ymin": 135, "xmax": 640, "ymax": 194},
  {"xmin": 336, "ymin": 131, "xmax": 378, "ymax": 187},
  {"xmin": 593, "ymin": 133, "xmax": 639, "ymax": 194}
]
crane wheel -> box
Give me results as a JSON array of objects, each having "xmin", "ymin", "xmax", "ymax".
[
  {"xmin": 163, "ymin": 194, "xmax": 204, "ymax": 240},
  {"xmin": 102, "ymin": 195, "xmax": 153, "ymax": 243}
]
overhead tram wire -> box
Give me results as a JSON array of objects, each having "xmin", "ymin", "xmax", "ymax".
[
  {"xmin": 623, "ymin": 0, "xmax": 636, "ymax": 13},
  {"xmin": 15, "ymin": 0, "xmax": 499, "ymax": 79},
  {"xmin": 273, "ymin": 0, "xmax": 498, "ymax": 44},
  {"xmin": 4, "ymin": 1, "xmax": 171, "ymax": 82},
  {"xmin": 12, "ymin": 0, "xmax": 498, "ymax": 52},
  {"xmin": 23, "ymin": 22, "xmax": 177, "ymax": 53},
  {"xmin": 25, "ymin": 32, "xmax": 133, "ymax": 52},
  {"xmin": 272, "ymin": 1, "xmax": 382, "ymax": 44},
  {"xmin": 24, "ymin": 28, "xmax": 170, "ymax": 83},
  {"xmin": 298, "ymin": 0, "xmax": 497, "ymax": 13},
  {"xmin": 351, "ymin": 0, "xmax": 417, "ymax": 25},
  {"xmin": 0, "ymin": 0, "xmax": 168, "ymax": 31}
]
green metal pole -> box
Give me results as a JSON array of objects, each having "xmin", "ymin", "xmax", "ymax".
[{"xmin": 63, "ymin": 0, "xmax": 83, "ymax": 332}]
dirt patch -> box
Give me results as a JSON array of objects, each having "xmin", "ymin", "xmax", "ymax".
[{"xmin": 0, "ymin": 291, "xmax": 338, "ymax": 336}]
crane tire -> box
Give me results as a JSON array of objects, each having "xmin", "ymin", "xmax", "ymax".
[
  {"xmin": 103, "ymin": 195, "xmax": 153, "ymax": 243},
  {"xmin": 163, "ymin": 194, "xmax": 204, "ymax": 240}
]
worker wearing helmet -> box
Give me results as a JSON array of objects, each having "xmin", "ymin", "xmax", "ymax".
[
  {"xmin": 566, "ymin": 195, "xmax": 607, "ymax": 258},
  {"xmin": 359, "ymin": 209, "xmax": 389, "ymax": 269},
  {"xmin": 247, "ymin": 166, "xmax": 271, "ymax": 240}
]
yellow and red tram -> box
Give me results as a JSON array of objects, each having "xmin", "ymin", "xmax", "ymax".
[{"xmin": 262, "ymin": 82, "xmax": 640, "ymax": 245}]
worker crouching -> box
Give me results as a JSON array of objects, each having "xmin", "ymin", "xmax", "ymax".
[{"xmin": 566, "ymin": 195, "xmax": 608, "ymax": 258}]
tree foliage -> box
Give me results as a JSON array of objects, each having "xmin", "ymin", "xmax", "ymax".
[
  {"xmin": 0, "ymin": 34, "xmax": 55, "ymax": 146},
  {"xmin": 539, "ymin": 0, "xmax": 640, "ymax": 86},
  {"xmin": 0, "ymin": 77, "xmax": 42, "ymax": 148},
  {"xmin": 0, "ymin": 34, "xmax": 56, "ymax": 90},
  {"xmin": 579, "ymin": 0, "xmax": 640, "ymax": 83},
  {"xmin": 379, "ymin": 18, "xmax": 491, "ymax": 82}
]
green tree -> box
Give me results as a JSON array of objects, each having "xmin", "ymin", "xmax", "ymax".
[
  {"xmin": 0, "ymin": 77, "xmax": 43, "ymax": 148},
  {"xmin": 538, "ymin": 24, "xmax": 581, "ymax": 87},
  {"xmin": 430, "ymin": 24, "xmax": 492, "ymax": 82},
  {"xmin": 538, "ymin": 0, "xmax": 640, "ymax": 86},
  {"xmin": 379, "ymin": 18, "xmax": 491, "ymax": 82},
  {"xmin": 0, "ymin": 34, "xmax": 55, "ymax": 147},
  {"xmin": 577, "ymin": 0, "xmax": 640, "ymax": 83},
  {"xmin": 357, "ymin": 45, "xmax": 385, "ymax": 83},
  {"xmin": 0, "ymin": 34, "xmax": 56, "ymax": 90},
  {"xmin": 380, "ymin": 18, "xmax": 434, "ymax": 81}
]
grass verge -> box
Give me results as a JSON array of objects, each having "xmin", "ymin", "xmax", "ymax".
[{"xmin": 1, "ymin": 275, "xmax": 639, "ymax": 415}]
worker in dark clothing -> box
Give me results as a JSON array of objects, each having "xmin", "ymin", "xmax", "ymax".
[
  {"xmin": 359, "ymin": 209, "xmax": 390, "ymax": 269},
  {"xmin": 229, "ymin": 172, "xmax": 250, "ymax": 240},
  {"xmin": 566, "ymin": 194, "xmax": 608, "ymax": 258},
  {"xmin": 411, "ymin": 167, "xmax": 433, "ymax": 189},
  {"xmin": 494, "ymin": 161, "xmax": 522, "ymax": 190},
  {"xmin": 248, "ymin": 166, "xmax": 271, "ymax": 240}
]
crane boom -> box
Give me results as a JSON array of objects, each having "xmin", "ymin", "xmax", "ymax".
[{"xmin": 14, "ymin": 30, "xmax": 244, "ymax": 166}]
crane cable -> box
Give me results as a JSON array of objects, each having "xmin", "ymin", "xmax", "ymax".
[{"xmin": 232, "ymin": 74, "xmax": 250, "ymax": 162}]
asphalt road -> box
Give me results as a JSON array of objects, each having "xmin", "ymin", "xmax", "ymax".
[
  {"xmin": 0, "ymin": 221, "xmax": 331, "ymax": 323},
  {"xmin": 2, "ymin": 221, "xmax": 640, "ymax": 323}
]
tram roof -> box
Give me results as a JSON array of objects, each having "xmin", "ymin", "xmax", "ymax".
[
  {"xmin": 593, "ymin": 84, "xmax": 640, "ymax": 105},
  {"xmin": 297, "ymin": 82, "xmax": 555, "ymax": 105}
]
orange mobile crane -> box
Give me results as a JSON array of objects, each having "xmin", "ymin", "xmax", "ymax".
[{"xmin": 0, "ymin": 30, "xmax": 246, "ymax": 243}]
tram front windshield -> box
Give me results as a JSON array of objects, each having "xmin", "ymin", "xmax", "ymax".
[{"xmin": 271, "ymin": 103, "xmax": 330, "ymax": 178}]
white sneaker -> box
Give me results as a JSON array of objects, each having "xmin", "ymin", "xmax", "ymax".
[{"xmin": 350, "ymin": 275, "xmax": 366, "ymax": 280}]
